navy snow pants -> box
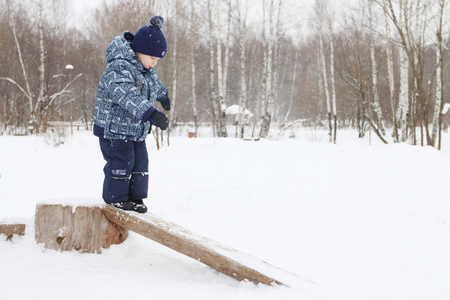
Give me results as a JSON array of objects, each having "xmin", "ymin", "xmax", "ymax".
[{"xmin": 99, "ymin": 138, "xmax": 149, "ymax": 203}]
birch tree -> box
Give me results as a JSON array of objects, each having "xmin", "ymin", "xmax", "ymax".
[
  {"xmin": 396, "ymin": 1, "xmax": 409, "ymax": 142},
  {"xmin": 319, "ymin": 31, "xmax": 332, "ymax": 141},
  {"xmin": 260, "ymin": 0, "xmax": 275, "ymax": 138},
  {"xmin": 431, "ymin": 0, "xmax": 446, "ymax": 148},
  {"xmin": 3, "ymin": 3, "xmax": 33, "ymax": 122},
  {"xmin": 167, "ymin": 12, "xmax": 178, "ymax": 146},
  {"xmin": 222, "ymin": 0, "xmax": 232, "ymax": 101},
  {"xmin": 381, "ymin": 0, "xmax": 398, "ymax": 142},
  {"xmin": 315, "ymin": 0, "xmax": 332, "ymax": 142},
  {"xmin": 258, "ymin": 0, "xmax": 268, "ymax": 137},
  {"xmin": 272, "ymin": 0, "xmax": 284, "ymax": 120},
  {"xmin": 207, "ymin": 0, "xmax": 219, "ymax": 136},
  {"xmin": 34, "ymin": 0, "xmax": 46, "ymax": 131},
  {"xmin": 368, "ymin": 0, "xmax": 385, "ymax": 135},
  {"xmin": 328, "ymin": 15, "xmax": 337, "ymax": 143},
  {"xmin": 1, "ymin": 0, "xmax": 77, "ymax": 133},
  {"xmin": 379, "ymin": 0, "xmax": 437, "ymax": 146},
  {"xmin": 285, "ymin": 51, "xmax": 298, "ymax": 123},
  {"xmin": 216, "ymin": 0, "xmax": 227, "ymax": 137},
  {"xmin": 190, "ymin": 0, "xmax": 198, "ymax": 134},
  {"xmin": 237, "ymin": 0, "xmax": 248, "ymax": 138}
]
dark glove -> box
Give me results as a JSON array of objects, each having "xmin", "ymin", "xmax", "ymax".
[
  {"xmin": 149, "ymin": 110, "xmax": 169, "ymax": 130},
  {"xmin": 160, "ymin": 97, "xmax": 171, "ymax": 111}
]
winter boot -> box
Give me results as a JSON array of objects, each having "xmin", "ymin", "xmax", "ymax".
[
  {"xmin": 108, "ymin": 201, "xmax": 135, "ymax": 211},
  {"xmin": 132, "ymin": 199, "xmax": 148, "ymax": 213}
]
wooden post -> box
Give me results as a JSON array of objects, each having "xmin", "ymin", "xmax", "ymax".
[
  {"xmin": 35, "ymin": 203, "xmax": 128, "ymax": 253},
  {"xmin": 102, "ymin": 205, "xmax": 285, "ymax": 286}
]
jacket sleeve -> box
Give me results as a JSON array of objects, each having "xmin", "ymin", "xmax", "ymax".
[
  {"xmin": 149, "ymin": 68, "xmax": 169, "ymax": 103},
  {"xmin": 156, "ymin": 82, "xmax": 169, "ymax": 103},
  {"xmin": 105, "ymin": 61, "xmax": 156, "ymax": 122}
]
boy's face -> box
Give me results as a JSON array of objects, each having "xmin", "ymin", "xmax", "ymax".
[{"xmin": 136, "ymin": 52, "xmax": 160, "ymax": 69}]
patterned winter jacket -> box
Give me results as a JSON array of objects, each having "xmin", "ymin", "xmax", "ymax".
[{"xmin": 93, "ymin": 32, "xmax": 169, "ymax": 142}]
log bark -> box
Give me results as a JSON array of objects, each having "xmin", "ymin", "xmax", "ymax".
[
  {"xmin": 103, "ymin": 205, "xmax": 285, "ymax": 286},
  {"xmin": 0, "ymin": 223, "xmax": 26, "ymax": 240},
  {"xmin": 35, "ymin": 204, "xmax": 127, "ymax": 253}
]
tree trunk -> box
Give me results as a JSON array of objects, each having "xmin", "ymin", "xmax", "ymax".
[
  {"xmin": 36, "ymin": 0, "xmax": 46, "ymax": 133},
  {"xmin": 237, "ymin": 1, "xmax": 247, "ymax": 139},
  {"xmin": 432, "ymin": 41, "xmax": 442, "ymax": 147},
  {"xmin": 285, "ymin": 51, "xmax": 298, "ymax": 124},
  {"xmin": 397, "ymin": 44, "xmax": 409, "ymax": 142},
  {"xmin": 432, "ymin": 0, "xmax": 445, "ymax": 148},
  {"xmin": 208, "ymin": 0, "xmax": 218, "ymax": 136},
  {"xmin": 190, "ymin": 0, "xmax": 198, "ymax": 134},
  {"xmin": 35, "ymin": 203, "xmax": 128, "ymax": 253},
  {"xmin": 319, "ymin": 29, "xmax": 331, "ymax": 142},
  {"xmin": 260, "ymin": 0, "xmax": 275, "ymax": 138},
  {"xmin": 216, "ymin": 0, "xmax": 227, "ymax": 137},
  {"xmin": 329, "ymin": 30, "xmax": 337, "ymax": 143},
  {"xmin": 259, "ymin": 1, "xmax": 268, "ymax": 137},
  {"xmin": 222, "ymin": 0, "xmax": 232, "ymax": 101},
  {"xmin": 383, "ymin": 1, "xmax": 398, "ymax": 142},
  {"xmin": 368, "ymin": 0, "xmax": 384, "ymax": 135},
  {"xmin": 396, "ymin": 2, "xmax": 409, "ymax": 142},
  {"xmin": 168, "ymin": 12, "xmax": 178, "ymax": 146}
]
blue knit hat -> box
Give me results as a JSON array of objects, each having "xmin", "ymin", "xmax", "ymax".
[{"xmin": 132, "ymin": 16, "xmax": 167, "ymax": 58}]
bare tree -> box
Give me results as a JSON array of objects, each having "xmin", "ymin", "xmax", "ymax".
[
  {"xmin": 431, "ymin": 0, "xmax": 447, "ymax": 149},
  {"xmin": 314, "ymin": 0, "xmax": 333, "ymax": 141},
  {"xmin": 381, "ymin": 0, "xmax": 399, "ymax": 142},
  {"xmin": 35, "ymin": 0, "xmax": 46, "ymax": 131},
  {"xmin": 260, "ymin": 0, "xmax": 275, "ymax": 138},
  {"xmin": 2, "ymin": 0, "xmax": 448, "ymax": 148},
  {"xmin": 328, "ymin": 13, "xmax": 337, "ymax": 143},
  {"xmin": 190, "ymin": 0, "xmax": 199, "ymax": 134},
  {"xmin": 237, "ymin": 0, "xmax": 248, "ymax": 138},
  {"xmin": 222, "ymin": 0, "xmax": 233, "ymax": 102},
  {"xmin": 1, "ymin": 0, "xmax": 80, "ymax": 134},
  {"xmin": 10, "ymin": 5, "xmax": 33, "ymax": 122},
  {"xmin": 368, "ymin": 0, "xmax": 385, "ymax": 135},
  {"xmin": 215, "ymin": 0, "xmax": 228, "ymax": 137},
  {"xmin": 378, "ymin": 0, "xmax": 441, "ymax": 146},
  {"xmin": 206, "ymin": 0, "xmax": 222, "ymax": 136},
  {"xmin": 285, "ymin": 51, "xmax": 298, "ymax": 124},
  {"xmin": 167, "ymin": 1, "xmax": 180, "ymax": 146}
]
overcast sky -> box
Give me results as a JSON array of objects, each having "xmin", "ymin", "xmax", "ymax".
[
  {"xmin": 69, "ymin": 0, "xmax": 355, "ymax": 43},
  {"xmin": 70, "ymin": 0, "xmax": 318, "ymax": 27}
]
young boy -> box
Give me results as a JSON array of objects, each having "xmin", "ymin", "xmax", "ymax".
[{"xmin": 93, "ymin": 16, "xmax": 170, "ymax": 213}]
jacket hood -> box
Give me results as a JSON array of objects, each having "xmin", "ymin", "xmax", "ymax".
[{"xmin": 105, "ymin": 32, "xmax": 145, "ymax": 72}]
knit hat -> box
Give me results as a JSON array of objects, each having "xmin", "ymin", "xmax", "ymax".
[{"xmin": 131, "ymin": 16, "xmax": 167, "ymax": 58}]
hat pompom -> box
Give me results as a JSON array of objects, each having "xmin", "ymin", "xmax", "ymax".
[{"xmin": 150, "ymin": 16, "xmax": 164, "ymax": 29}]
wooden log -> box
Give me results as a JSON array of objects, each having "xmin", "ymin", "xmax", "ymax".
[
  {"xmin": 102, "ymin": 205, "xmax": 285, "ymax": 286},
  {"xmin": 0, "ymin": 223, "xmax": 26, "ymax": 240},
  {"xmin": 35, "ymin": 203, "xmax": 128, "ymax": 253}
]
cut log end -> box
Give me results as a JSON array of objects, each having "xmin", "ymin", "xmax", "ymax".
[
  {"xmin": 0, "ymin": 223, "xmax": 26, "ymax": 241},
  {"xmin": 35, "ymin": 203, "xmax": 128, "ymax": 253}
]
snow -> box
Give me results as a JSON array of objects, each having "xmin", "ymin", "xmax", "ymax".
[
  {"xmin": 1, "ymin": 128, "xmax": 450, "ymax": 299},
  {"xmin": 225, "ymin": 104, "xmax": 252, "ymax": 116},
  {"xmin": 442, "ymin": 103, "xmax": 450, "ymax": 114}
]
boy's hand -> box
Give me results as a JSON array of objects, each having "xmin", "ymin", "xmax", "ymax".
[
  {"xmin": 149, "ymin": 110, "xmax": 169, "ymax": 130},
  {"xmin": 160, "ymin": 97, "xmax": 171, "ymax": 111}
]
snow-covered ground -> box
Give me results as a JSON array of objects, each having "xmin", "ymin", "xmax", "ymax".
[{"xmin": 1, "ymin": 128, "xmax": 450, "ymax": 299}]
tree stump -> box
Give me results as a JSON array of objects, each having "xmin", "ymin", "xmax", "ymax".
[
  {"xmin": 35, "ymin": 203, "xmax": 128, "ymax": 253},
  {"xmin": 0, "ymin": 222, "xmax": 26, "ymax": 240}
]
